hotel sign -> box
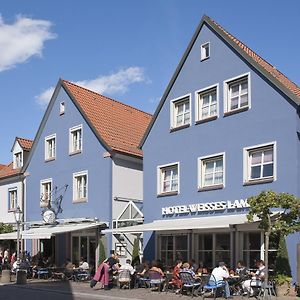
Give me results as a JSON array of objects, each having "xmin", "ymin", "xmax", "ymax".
[{"xmin": 162, "ymin": 199, "xmax": 250, "ymax": 216}]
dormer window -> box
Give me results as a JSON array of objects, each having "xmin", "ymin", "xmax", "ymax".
[
  {"xmin": 14, "ymin": 152, "xmax": 23, "ymax": 169},
  {"xmin": 60, "ymin": 102, "xmax": 65, "ymax": 115},
  {"xmin": 201, "ymin": 42, "xmax": 210, "ymax": 61}
]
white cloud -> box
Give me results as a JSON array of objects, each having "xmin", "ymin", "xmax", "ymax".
[
  {"xmin": 35, "ymin": 67, "xmax": 150, "ymax": 108},
  {"xmin": 0, "ymin": 15, "xmax": 56, "ymax": 72}
]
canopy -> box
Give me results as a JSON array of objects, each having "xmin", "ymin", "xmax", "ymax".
[
  {"xmin": 105, "ymin": 214, "xmax": 253, "ymax": 234},
  {"xmin": 0, "ymin": 222, "xmax": 106, "ymax": 240}
]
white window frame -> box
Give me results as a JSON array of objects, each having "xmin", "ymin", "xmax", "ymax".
[
  {"xmin": 195, "ymin": 83, "xmax": 219, "ymax": 122},
  {"xmin": 14, "ymin": 151, "xmax": 23, "ymax": 169},
  {"xmin": 243, "ymin": 141, "xmax": 277, "ymax": 184},
  {"xmin": 69, "ymin": 124, "xmax": 83, "ymax": 154},
  {"xmin": 157, "ymin": 162, "xmax": 180, "ymax": 196},
  {"xmin": 223, "ymin": 72, "xmax": 251, "ymax": 114},
  {"xmin": 73, "ymin": 170, "xmax": 88, "ymax": 203},
  {"xmin": 200, "ymin": 42, "xmax": 210, "ymax": 61},
  {"xmin": 60, "ymin": 101, "xmax": 65, "ymax": 115},
  {"xmin": 170, "ymin": 94, "xmax": 191, "ymax": 130},
  {"xmin": 45, "ymin": 134, "xmax": 56, "ymax": 161},
  {"xmin": 40, "ymin": 178, "xmax": 52, "ymax": 207},
  {"xmin": 198, "ymin": 152, "xmax": 225, "ymax": 190},
  {"xmin": 8, "ymin": 188, "xmax": 18, "ymax": 211}
]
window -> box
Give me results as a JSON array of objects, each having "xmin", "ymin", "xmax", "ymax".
[
  {"xmin": 69, "ymin": 125, "xmax": 82, "ymax": 154},
  {"xmin": 73, "ymin": 171, "xmax": 88, "ymax": 202},
  {"xmin": 244, "ymin": 142, "xmax": 276, "ymax": 184},
  {"xmin": 8, "ymin": 189, "xmax": 17, "ymax": 211},
  {"xmin": 72, "ymin": 235, "xmax": 96, "ymax": 266},
  {"xmin": 198, "ymin": 153, "xmax": 225, "ymax": 190},
  {"xmin": 115, "ymin": 243, "xmax": 127, "ymax": 257},
  {"xmin": 224, "ymin": 73, "xmax": 250, "ymax": 114},
  {"xmin": 196, "ymin": 85, "xmax": 218, "ymax": 122},
  {"xmin": 14, "ymin": 152, "xmax": 22, "ymax": 169},
  {"xmin": 40, "ymin": 179, "xmax": 52, "ymax": 207},
  {"xmin": 242, "ymin": 232, "xmax": 262, "ymax": 268},
  {"xmin": 45, "ymin": 134, "xmax": 56, "ymax": 160},
  {"xmin": 201, "ymin": 42, "xmax": 210, "ymax": 60},
  {"xmin": 157, "ymin": 163, "xmax": 179, "ymax": 195},
  {"xmin": 170, "ymin": 95, "xmax": 191, "ymax": 129},
  {"xmin": 60, "ymin": 102, "xmax": 65, "ymax": 115},
  {"xmin": 159, "ymin": 234, "xmax": 189, "ymax": 267}
]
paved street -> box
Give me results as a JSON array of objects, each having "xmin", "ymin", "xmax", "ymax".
[{"xmin": 0, "ymin": 280, "xmax": 297, "ymax": 300}]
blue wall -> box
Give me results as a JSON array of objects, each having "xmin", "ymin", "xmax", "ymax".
[
  {"xmin": 26, "ymin": 86, "xmax": 112, "ymax": 224},
  {"xmin": 142, "ymin": 24, "xmax": 299, "ymax": 278}
]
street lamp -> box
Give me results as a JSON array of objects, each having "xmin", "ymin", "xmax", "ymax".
[{"xmin": 13, "ymin": 206, "xmax": 23, "ymax": 266}]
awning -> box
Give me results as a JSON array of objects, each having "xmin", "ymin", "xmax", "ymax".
[
  {"xmin": 105, "ymin": 214, "xmax": 253, "ymax": 234},
  {"xmin": 0, "ymin": 222, "xmax": 107, "ymax": 240},
  {"xmin": 0, "ymin": 231, "xmax": 18, "ymax": 240},
  {"xmin": 22, "ymin": 222, "xmax": 106, "ymax": 239}
]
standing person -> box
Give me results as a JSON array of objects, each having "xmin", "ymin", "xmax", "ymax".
[
  {"xmin": 242, "ymin": 260, "xmax": 265, "ymax": 296},
  {"xmin": 211, "ymin": 262, "xmax": 232, "ymax": 299},
  {"xmin": 90, "ymin": 252, "xmax": 119, "ymax": 290}
]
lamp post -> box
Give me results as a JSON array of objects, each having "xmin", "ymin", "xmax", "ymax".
[{"xmin": 13, "ymin": 206, "xmax": 23, "ymax": 267}]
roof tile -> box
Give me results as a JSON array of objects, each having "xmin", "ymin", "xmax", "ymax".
[
  {"xmin": 62, "ymin": 80, "xmax": 152, "ymax": 157},
  {"xmin": 16, "ymin": 137, "xmax": 33, "ymax": 151}
]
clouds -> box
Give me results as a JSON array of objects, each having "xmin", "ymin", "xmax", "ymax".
[
  {"xmin": 0, "ymin": 15, "xmax": 56, "ymax": 72},
  {"xmin": 36, "ymin": 67, "xmax": 150, "ymax": 107}
]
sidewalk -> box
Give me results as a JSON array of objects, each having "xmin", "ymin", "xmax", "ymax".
[{"xmin": 0, "ymin": 279, "xmax": 298, "ymax": 300}]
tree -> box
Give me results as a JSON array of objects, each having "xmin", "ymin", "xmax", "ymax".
[
  {"xmin": 275, "ymin": 234, "xmax": 291, "ymax": 277},
  {"xmin": 0, "ymin": 223, "xmax": 13, "ymax": 234},
  {"xmin": 132, "ymin": 237, "xmax": 140, "ymax": 266},
  {"xmin": 98, "ymin": 238, "xmax": 106, "ymax": 266},
  {"xmin": 247, "ymin": 190, "xmax": 300, "ymax": 299}
]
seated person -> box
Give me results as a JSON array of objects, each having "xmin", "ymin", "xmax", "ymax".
[
  {"xmin": 171, "ymin": 260, "xmax": 182, "ymax": 290},
  {"xmin": 211, "ymin": 262, "xmax": 231, "ymax": 299},
  {"xmin": 119, "ymin": 259, "xmax": 135, "ymax": 275},
  {"xmin": 78, "ymin": 257, "xmax": 89, "ymax": 270},
  {"xmin": 181, "ymin": 262, "xmax": 196, "ymax": 277},
  {"xmin": 64, "ymin": 258, "xmax": 74, "ymax": 278},
  {"xmin": 189, "ymin": 259, "xmax": 198, "ymax": 272},
  {"xmin": 149, "ymin": 260, "xmax": 164, "ymax": 277},
  {"xmin": 242, "ymin": 260, "xmax": 265, "ymax": 296},
  {"xmin": 235, "ymin": 260, "xmax": 248, "ymax": 278}
]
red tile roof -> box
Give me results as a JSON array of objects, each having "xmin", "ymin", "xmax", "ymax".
[
  {"xmin": 16, "ymin": 137, "xmax": 33, "ymax": 151},
  {"xmin": 208, "ymin": 16, "xmax": 300, "ymax": 100},
  {"xmin": 0, "ymin": 164, "xmax": 5, "ymax": 171},
  {"xmin": 0, "ymin": 162, "xmax": 20, "ymax": 179},
  {"xmin": 62, "ymin": 80, "xmax": 152, "ymax": 157}
]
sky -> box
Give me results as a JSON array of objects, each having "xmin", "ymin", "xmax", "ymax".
[{"xmin": 0, "ymin": 0, "xmax": 299, "ymax": 164}]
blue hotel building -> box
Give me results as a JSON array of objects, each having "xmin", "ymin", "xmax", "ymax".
[
  {"xmin": 115, "ymin": 16, "xmax": 300, "ymax": 282},
  {"xmin": 21, "ymin": 79, "xmax": 151, "ymax": 267}
]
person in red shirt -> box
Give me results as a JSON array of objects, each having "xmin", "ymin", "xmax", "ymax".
[{"xmin": 171, "ymin": 260, "xmax": 183, "ymax": 291}]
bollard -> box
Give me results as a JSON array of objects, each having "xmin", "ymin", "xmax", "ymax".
[
  {"xmin": 1, "ymin": 269, "xmax": 11, "ymax": 283},
  {"xmin": 16, "ymin": 269, "xmax": 27, "ymax": 284}
]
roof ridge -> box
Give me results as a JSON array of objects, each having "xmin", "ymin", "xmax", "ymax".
[
  {"xmin": 206, "ymin": 16, "xmax": 300, "ymax": 98},
  {"xmin": 16, "ymin": 137, "xmax": 33, "ymax": 142},
  {"xmin": 62, "ymin": 79, "xmax": 153, "ymax": 117}
]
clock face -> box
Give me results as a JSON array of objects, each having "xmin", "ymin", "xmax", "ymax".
[{"xmin": 43, "ymin": 209, "xmax": 56, "ymax": 224}]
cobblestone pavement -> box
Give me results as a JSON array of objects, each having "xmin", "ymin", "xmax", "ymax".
[{"xmin": 0, "ymin": 279, "xmax": 297, "ymax": 300}]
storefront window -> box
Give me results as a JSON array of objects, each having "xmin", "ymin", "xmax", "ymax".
[
  {"xmin": 159, "ymin": 234, "xmax": 188, "ymax": 267},
  {"xmin": 243, "ymin": 232, "xmax": 261, "ymax": 268},
  {"xmin": 198, "ymin": 234, "xmax": 213, "ymax": 268},
  {"xmin": 72, "ymin": 236, "xmax": 80, "ymax": 265},
  {"xmin": 215, "ymin": 233, "xmax": 230, "ymax": 265}
]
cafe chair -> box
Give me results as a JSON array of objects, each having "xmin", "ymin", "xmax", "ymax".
[
  {"xmin": 74, "ymin": 268, "xmax": 91, "ymax": 282},
  {"xmin": 37, "ymin": 268, "xmax": 49, "ymax": 280},
  {"xmin": 148, "ymin": 270, "xmax": 165, "ymax": 292},
  {"xmin": 118, "ymin": 269, "xmax": 131, "ymax": 289},
  {"xmin": 202, "ymin": 274, "xmax": 226, "ymax": 300},
  {"xmin": 179, "ymin": 271, "xmax": 202, "ymax": 298}
]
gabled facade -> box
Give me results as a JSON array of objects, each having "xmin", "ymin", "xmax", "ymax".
[
  {"xmin": 0, "ymin": 137, "xmax": 33, "ymax": 225},
  {"xmin": 24, "ymin": 79, "xmax": 151, "ymax": 266},
  {"xmin": 137, "ymin": 16, "xmax": 300, "ymax": 281}
]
